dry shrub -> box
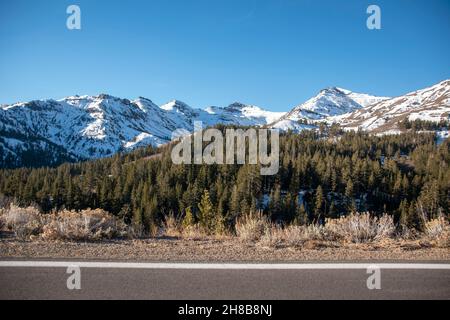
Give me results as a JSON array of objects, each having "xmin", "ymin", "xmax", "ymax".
[
  {"xmin": 161, "ymin": 214, "xmax": 212, "ymax": 239},
  {"xmin": 303, "ymin": 224, "xmax": 329, "ymax": 241},
  {"xmin": 3, "ymin": 204, "xmax": 42, "ymax": 240},
  {"xmin": 424, "ymin": 216, "xmax": 449, "ymax": 239},
  {"xmin": 396, "ymin": 225, "xmax": 418, "ymax": 240},
  {"xmin": 181, "ymin": 224, "xmax": 209, "ymax": 239},
  {"xmin": 241, "ymin": 213, "xmax": 397, "ymax": 246},
  {"xmin": 279, "ymin": 226, "xmax": 306, "ymax": 247},
  {"xmin": 258, "ymin": 225, "xmax": 284, "ymax": 247},
  {"xmin": 42, "ymin": 209, "xmax": 127, "ymax": 241},
  {"xmin": 374, "ymin": 214, "xmax": 397, "ymax": 239},
  {"xmin": 235, "ymin": 212, "xmax": 271, "ymax": 242},
  {"xmin": 325, "ymin": 213, "xmax": 395, "ymax": 243},
  {"xmin": 258, "ymin": 224, "xmax": 328, "ymax": 248},
  {"xmin": 162, "ymin": 214, "xmax": 182, "ymax": 237}
]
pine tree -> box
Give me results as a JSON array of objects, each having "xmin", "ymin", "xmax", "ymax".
[
  {"xmin": 295, "ymin": 203, "xmax": 308, "ymax": 225},
  {"xmin": 393, "ymin": 174, "xmax": 403, "ymax": 196},
  {"xmin": 345, "ymin": 179, "xmax": 354, "ymax": 199},
  {"xmin": 132, "ymin": 207, "xmax": 143, "ymax": 235},
  {"xmin": 143, "ymin": 195, "xmax": 158, "ymax": 235},
  {"xmin": 328, "ymin": 201, "xmax": 337, "ymax": 218},
  {"xmin": 283, "ymin": 193, "xmax": 296, "ymax": 222},
  {"xmin": 400, "ymin": 200, "xmax": 426, "ymax": 231},
  {"xmin": 331, "ymin": 170, "xmax": 338, "ymax": 192},
  {"xmin": 314, "ymin": 185, "xmax": 325, "ymax": 220},
  {"xmin": 182, "ymin": 206, "xmax": 195, "ymax": 229},
  {"xmin": 198, "ymin": 189, "xmax": 215, "ymax": 233},
  {"xmin": 0, "ymin": 126, "xmax": 448, "ymax": 235},
  {"xmin": 214, "ymin": 212, "xmax": 226, "ymax": 235},
  {"xmin": 229, "ymin": 185, "xmax": 240, "ymax": 216},
  {"xmin": 269, "ymin": 184, "xmax": 282, "ymax": 217},
  {"xmin": 344, "ymin": 179, "xmax": 355, "ymax": 212},
  {"xmin": 399, "ymin": 199, "xmax": 409, "ymax": 226}
]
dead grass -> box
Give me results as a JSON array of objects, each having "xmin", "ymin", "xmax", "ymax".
[
  {"xmin": 41, "ymin": 209, "xmax": 128, "ymax": 241},
  {"xmin": 250, "ymin": 213, "xmax": 397, "ymax": 248},
  {"xmin": 424, "ymin": 216, "xmax": 449, "ymax": 239},
  {"xmin": 162, "ymin": 214, "xmax": 182, "ymax": 237},
  {"xmin": 1, "ymin": 205, "xmax": 447, "ymax": 249},
  {"xmin": 325, "ymin": 213, "xmax": 396, "ymax": 243},
  {"xmin": 161, "ymin": 214, "xmax": 211, "ymax": 239},
  {"xmin": 258, "ymin": 225, "xmax": 284, "ymax": 247},
  {"xmin": 181, "ymin": 225, "xmax": 210, "ymax": 239},
  {"xmin": 235, "ymin": 212, "xmax": 271, "ymax": 242},
  {"xmin": 424, "ymin": 216, "xmax": 450, "ymax": 248},
  {"xmin": 2, "ymin": 204, "xmax": 129, "ymax": 241},
  {"xmin": 396, "ymin": 225, "xmax": 418, "ymax": 240},
  {"xmin": 2, "ymin": 204, "xmax": 43, "ymax": 240},
  {"xmin": 258, "ymin": 224, "xmax": 328, "ymax": 248}
]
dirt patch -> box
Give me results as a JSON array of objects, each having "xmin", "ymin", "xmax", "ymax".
[{"xmin": 1, "ymin": 237, "xmax": 448, "ymax": 262}]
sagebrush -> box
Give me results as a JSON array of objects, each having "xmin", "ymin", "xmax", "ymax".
[
  {"xmin": 41, "ymin": 209, "xmax": 128, "ymax": 241},
  {"xmin": 3, "ymin": 204, "xmax": 43, "ymax": 240},
  {"xmin": 424, "ymin": 216, "xmax": 449, "ymax": 239},
  {"xmin": 1, "ymin": 204, "xmax": 448, "ymax": 247},
  {"xmin": 325, "ymin": 213, "xmax": 396, "ymax": 243},
  {"xmin": 235, "ymin": 212, "xmax": 271, "ymax": 242}
]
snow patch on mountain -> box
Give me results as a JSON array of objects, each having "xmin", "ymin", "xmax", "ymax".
[
  {"xmin": 0, "ymin": 95, "xmax": 285, "ymax": 167},
  {"xmin": 335, "ymin": 80, "xmax": 450, "ymax": 133},
  {"xmin": 272, "ymin": 87, "xmax": 388, "ymax": 131},
  {"xmin": 1, "ymin": 79, "xmax": 448, "ymax": 168},
  {"xmin": 272, "ymin": 120, "xmax": 317, "ymax": 132}
]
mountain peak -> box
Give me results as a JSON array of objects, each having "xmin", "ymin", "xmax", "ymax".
[
  {"xmin": 333, "ymin": 80, "xmax": 450, "ymax": 133},
  {"xmin": 320, "ymin": 87, "xmax": 346, "ymax": 95},
  {"xmin": 2, "ymin": 80, "xmax": 448, "ymax": 168},
  {"xmin": 272, "ymin": 86, "xmax": 390, "ymax": 129},
  {"xmin": 95, "ymin": 93, "xmax": 128, "ymax": 101},
  {"xmin": 136, "ymin": 96, "xmax": 154, "ymax": 103},
  {"xmin": 225, "ymin": 102, "xmax": 248, "ymax": 112},
  {"xmin": 97, "ymin": 93, "xmax": 113, "ymax": 99},
  {"xmin": 161, "ymin": 100, "xmax": 192, "ymax": 111}
]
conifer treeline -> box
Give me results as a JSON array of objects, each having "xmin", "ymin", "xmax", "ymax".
[{"xmin": 0, "ymin": 129, "xmax": 448, "ymax": 233}]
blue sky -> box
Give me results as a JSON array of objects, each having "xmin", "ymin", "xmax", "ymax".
[{"xmin": 1, "ymin": 0, "xmax": 449, "ymax": 112}]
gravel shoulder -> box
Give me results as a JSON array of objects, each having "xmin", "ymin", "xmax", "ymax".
[{"xmin": 1, "ymin": 235, "xmax": 449, "ymax": 262}]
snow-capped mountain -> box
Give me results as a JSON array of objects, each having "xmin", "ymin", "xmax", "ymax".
[
  {"xmin": 271, "ymin": 81, "xmax": 449, "ymax": 133},
  {"xmin": 271, "ymin": 87, "xmax": 389, "ymax": 131},
  {"xmin": 0, "ymin": 95, "xmax": 283, "ymax": 168},
  {"xmin": 332, "ymin": 80, "xmax": 450, "ymax": 133},
  {"xmin": 159, "ymin": 100, "xmax": 285, "ymax": 128},
  {"xmin": 1, "ymin": 80, "xmax": 448, "ymax": 168},
  {"xmin": 205, "ymin": 102, "xmax": 285, "ymax": 126}
]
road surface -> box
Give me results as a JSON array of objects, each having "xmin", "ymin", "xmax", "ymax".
[{"xmin": 0, "ymin": 261, "xmax": 449, "ymax": 299}]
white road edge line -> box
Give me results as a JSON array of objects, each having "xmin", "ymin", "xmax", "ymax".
[{"xmin": 0, "ymin": 261, "xmax": 449, "ymax": 270}]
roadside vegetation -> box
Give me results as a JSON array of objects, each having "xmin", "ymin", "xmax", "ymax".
[
  {"xmin": 0, "ymin": 203, "xmax": 448, "ymax": 249},
  {"xmin": 0, "ymin": 130, "xmax": 449, "ymax": 249},
  {"xmin": 1, "ymin": 204, "xmax": 127, "ymax": 241}
]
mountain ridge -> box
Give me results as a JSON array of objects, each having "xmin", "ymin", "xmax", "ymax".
[
  {"xmin": 1, "ymin": 80, "xmax": 449, "ymax": 168},
  {"xmin": 0, "ymin": 95, "xmax": 284, "ymax": 167},
  {"xmin": 329, "ymin": 79, "xmax": 450, "ymax": 133}
]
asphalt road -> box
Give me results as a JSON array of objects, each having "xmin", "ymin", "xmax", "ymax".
[{"xmin": 0, "ymin": 262, "xmax": 449, "ymax": 300}]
